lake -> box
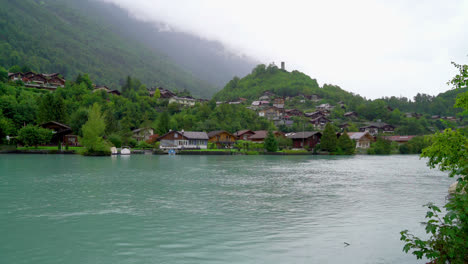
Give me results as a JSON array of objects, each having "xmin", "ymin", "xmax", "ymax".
[{"xmin": 0, "ymin": 154, "xmax": 452, "ymax": 264}]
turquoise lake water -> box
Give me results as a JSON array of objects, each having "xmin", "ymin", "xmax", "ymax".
[{"xmin": 0, "ymin": 154, "xmax": 452, "ymax": 264}]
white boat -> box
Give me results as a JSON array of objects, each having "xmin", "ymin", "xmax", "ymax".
[
  {"xmin": 110, "ymin": 147, "xmax": 118, "ymax": 155},
  {"xmin": 121, "ymin": 147, "xmax": 131, "ymax": 155}
]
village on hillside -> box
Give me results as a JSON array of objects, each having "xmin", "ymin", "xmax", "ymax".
[{"xmin": 5, "ymin": 70, "xmax": 462, "ymax": 155}]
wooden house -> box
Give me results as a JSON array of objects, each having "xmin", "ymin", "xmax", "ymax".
[
  {"xmin": 207, "ymin": 130, "xmax": 236, "ymax": 148},
  {"xmin": 287, "ymin": 131, "xmax": 322, "ymax": 149},
  {"xmin": 273, "ymin": 98, "xmax": 285, "ymax": 109},
  {"xmin": 285, "ymin": 109, "xmax": 303, "ymax": 117},
  {"xmin": 132, "ymin": 128, "xmax": 154, "ymax": 142},
  {"xmin": 234, "ymin": 130, "xmax": 256, "ymax": 141},
  {"xmin": 309, "ymin": 116, "xmax": 332, "ymax": 129},
  {"xmin": 347, "ymin": 132, "xmax": 374, "ymax": 149},
  {"xmin": 359, "ymin": 122, "xmax": 395, "ymax": 136},
  {"xmin": 155, "ymin": 87, "xmax": 176, "ymax": 99},
  {"xmin": 316, "ymin": 103, "xmax": 334, "ymax": 111},
  {"xmin": 158, "ymin": 130, "xmax": 208, "ymax": 149},
  {"xmin": 40, "ymin": 121, "xmax": 75, "ymax": 145},
  {"xmin": 305, "ymin": 111, "xmax": 326, "ymax": 119},
  {"xmin": 344, "ymin": 112, "xmax": 358, "ymax": 119},
  {"xmin": 258, "ymin": 106, "xmax": 282, "ymax": 120},
  {"xmin": 248, "ymin": 131, "xmax": 285, "ymax": 142}
]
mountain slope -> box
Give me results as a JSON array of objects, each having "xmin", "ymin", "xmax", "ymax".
[
  {"xmin": 65, "ymin": 0, "xmax": 258, "ymax": 88},
  {"xmin": 0, "ymin": 0, "xmax": 220, "ymax": 97}
]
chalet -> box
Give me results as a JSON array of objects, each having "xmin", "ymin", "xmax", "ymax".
[
  {"xmin": 28, "ymin": 74, "xmax": 47, "ymax": 85},
  {"xmin": 234, "ymin": 130, "xmax": 256, "ymax": 141},
  {"xmin": 431, "ymin": 115, "xmax": 441, "ymax": 120},
  {"xmin": 40, "ymin": 121, "xmax": 77, "ymax": 145},
  {"xmin": 169, "ymin": 96, "xmax": 196, "ymax": 106},
  {"xmin": 316, "ymin": 103, "xmax": 334, "ymax": 111},
  {"xmin": 273, "ymin": 98, "xmax": 285, "ymax": 109},
  {"xmin": 344, "ymin": 112, "xmax": 358, "ymax": 119},
  {"xmin": 383, "ymin": 135, "xmax": 415, "ymax": 144},
  {"xmin": 305, "ymin": 111, "xmax": 327, "ymax": 119},
  {"xmin": 259, "ymin": 95, "xmax": 270, "ymax": 100},
  {"xmin": 9, "ymin": 72, "xmax": 66, "ymax": 90},
  {"xmin": 8, "ymin": 72, "xmax": 23, "ymax": 81},
  {"xmin": 156, "ymin": 87, "xmax": 176, "ymax": 99},
  {"xmin": 309, "ymin": 116, "xmax": 332, "ymax": 129},
  {"xmin": 359, "ymin": 122, "xmax": 395, "ymax": 136},
  {"xmin": 158, "ymin": 130, "xmax": 208, "ymax": 149},
  {"xmin": 132, "ymin": 128, "xmax": 154, "ymax": 142},
  {"xmin": 207, "ymin": 130, "xmax": 236, "ymax": 148},
  {"xmin": 287, "ymin": 131, "xmax": 322, "ymax": 149},
  {"xmin": 258, "ymin": 107, "xmax": 282, "ymax": 120},
  {"xmin": 347, "ymin": 132, "xmax": 374, "ymax": 149},
  {"xmin": 248, "ymin": 130, "xmax": 285, "ymax": 143},
  {"xmin": 251, "ymin": 101, "xmax": 270, "ymax": 107},
  {"xmin": 285, "ymin": 109, "xmax": 303, "ymax": 117}
]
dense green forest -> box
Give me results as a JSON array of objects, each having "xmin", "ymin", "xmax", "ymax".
[{"xmin": 0, "ymin": 0, "xmax": 217, "ymax": 97}]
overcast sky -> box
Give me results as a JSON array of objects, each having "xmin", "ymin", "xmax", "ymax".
[{"xmin": 100, "ymin": 0, "xmax": 468, "ymax": 99}]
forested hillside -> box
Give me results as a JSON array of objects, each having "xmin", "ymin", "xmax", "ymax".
[
  {"xmin": 214, "ymin": 64, "xmax": 362, "ymax": 101},
  {"xmin": 64, "ymin": 0, "xmax": 257, "ymax": 88},
  {"xmin": 0, "ymin": 0, "xmax": 234, "ymax": 97}
]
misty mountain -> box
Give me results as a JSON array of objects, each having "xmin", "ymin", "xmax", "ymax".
[
  {"xmin": 67, "ymin": 0, "xmax": 258, "ymax": 88},
  {"xmin": 0, "ymin": 0, "xmax": 257, "ymax": 97}
]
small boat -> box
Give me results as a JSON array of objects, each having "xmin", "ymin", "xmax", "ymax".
[
  {"xmin": 168, "ymin": 149, "xmax": 176, "ymax": 155},
  {"xmin": 110, "ymin": 147, "xmax": 118, "ymax": 155},
  {"xmin": 121, "ymin": 146, "xmax": 131, "ymax": 155}
]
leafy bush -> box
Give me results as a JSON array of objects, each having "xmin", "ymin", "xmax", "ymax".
[
  {"xmin": 208, "ymin": 142, "xmax": 217, "ymax": 149},
  {"xmin": 367, "ymin": 138, "xmax": 391, "ymax": 155},
  {"xmin": 17, "ymin": 125, "xmax": 53, "ymax": 147},
  {"xmin": 137, "ymin": 141, "xmax": 152, "ymax": 149}
]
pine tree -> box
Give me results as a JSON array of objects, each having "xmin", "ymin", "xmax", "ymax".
[
  {"xmin": 157, "ymin": 111, "xmax": 171, "ymax": 135},
  {"xmin": 264, "ymin": 130, "xmax": 278, "ymax": 152},
  {"xmin": 337, "ymin": 131, "xmax": 355, "ymax": 155},
  {"xmin": 321, "ymin": 122, "xmax": 337, "ymax": 152}
]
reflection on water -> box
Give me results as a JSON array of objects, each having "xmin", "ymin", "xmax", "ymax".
[{"xmin": 0, "ymin": 154, "xmax": 450, "ymax": 264}]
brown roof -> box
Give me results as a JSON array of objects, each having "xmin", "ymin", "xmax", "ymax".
[
  {"xmin": 287, "ymin": 131, "xmax": 321, "ymax": 139},
  {"xmin": 207, "ymin": 130, "xmax": 233, "ymax": 138},
  {"xmin": 347, "ymin": 132, "xmax": 374, "ymax": 140},
  {"xmin": 40, "ymin": 121, "xmax": 71, "ymax": 131},
  {"xmin": 234, "ymin": 130, "xmax": 254, "ymax": 137},
  {"xmin": 249, "ymin": 130, "xmax": 283, "ymax": 140}
]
